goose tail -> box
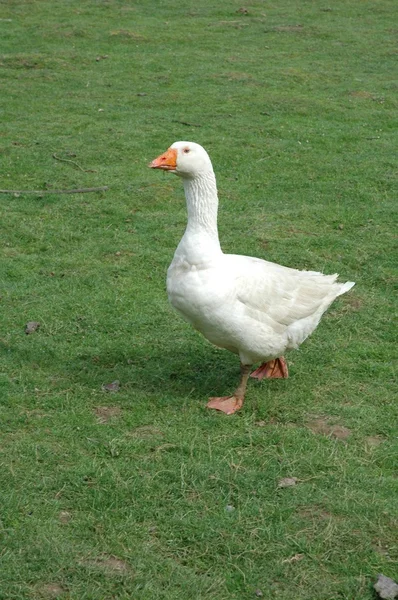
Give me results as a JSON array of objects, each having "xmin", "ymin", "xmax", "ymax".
[{"xmin": 336, "ymin": 280, "xmax": 355, "ymax": 297}]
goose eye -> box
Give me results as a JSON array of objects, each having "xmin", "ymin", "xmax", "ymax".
[{"xmin": 183, "ymin": 147, "xmax": 190, "ymax": 154}]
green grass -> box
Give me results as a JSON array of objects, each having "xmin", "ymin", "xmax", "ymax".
[{"xmin": 1, "ymin": 1, "xmax": 397, "ymax": 598}]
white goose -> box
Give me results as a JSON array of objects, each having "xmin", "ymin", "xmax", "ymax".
[{"xmin": 150, "ymin": 141, "xmax": 355, "ymax": 415}]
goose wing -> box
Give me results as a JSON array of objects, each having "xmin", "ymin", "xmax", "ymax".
[{"xmin": 227, "ymin": 254, "xmax": 353, "ymax": 332}]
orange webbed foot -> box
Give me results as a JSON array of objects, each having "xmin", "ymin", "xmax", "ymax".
[
  {"xmin": 206, "ymin": 395, "xmax": 244, "ymax": 415},
  {"xmin": 250, "ymin": 357, "xmax": 288, "ymax": 380}
]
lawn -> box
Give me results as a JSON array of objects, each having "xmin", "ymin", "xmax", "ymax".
[{"xmin": 0, "ymin": 1, "xmax": 397, "ymax": 598}]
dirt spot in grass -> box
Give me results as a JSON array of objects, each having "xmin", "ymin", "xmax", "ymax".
[
  {"xmin": 286, "ymin": 225, "xmax": 319, "ymax": 237},
  {"xmin": 82, "ymin": 554, "xmax": 131, "ymax": 575},
  {"xmin": 59, "ymin": 511, "xmax": 71, "ymax": 524},
  {"xmin": 344, "ymin": 295, "xmax": 362, "ymax": 310},
  {"xmin": 24, "ymin": 409, "xmax": 48, "ymax": 419},
  {"xmin": 227, "ymin": 71, "xmax": 254, "ymax": 81},
  {"xmin": 104, "ymin": 250, "xmax": 134, "ymax": 261},
  {"xmin": 1, "ymin": 56, "xmax": 45, "ymax": 70},
  {"xmin": 255, "ymin": 417, "xmax": 289, "ymax": 427},
  {"xmin": 274, "ymin": 24, "xmax": 304, "ymax": 32},
  {"xmin": 298, "ymin": 506, "xmax": 334, "ymax": 521},
  {"xmin": 373, "ymin": 541, "xmax": 393, "ymax": 559},
  {"xmin": 332, "ymin": 295, "xmax": 362, "ymax": 316},
  {"xmin": 25, "ymin": 321, "xmax": 40, "ymax": 334},
  {"xmin": 186, "ymin": 490, "xmax": 201, "ymax": 502},
  {"xmin": 306, "ymin": 417, "xmax": 351, "ymax": 441},
  {"xmin": 278, "ymin": 477, "xmax": 298, "ymax": 488},
  {"xmin": 258, "ymin": 238, "xmax": 270, "ymax": 249},
  {"xmin": 365, "ymin": 435, "xmax": 385, "ymax": 448},
  {"xmin": 285, "ymin": 421, "xmax": 301, "ymax": 429},
  {"xmin": 102, "ymin": 380, "xmax": 120, "ymax": 393},
  {"xmin": 350, "ymin": 90, "xmax": 374, "ymax": 99},
  {"xmin": 210, "ymin": 20, "xmax": 245, "ymax": 29},
  {"xmin": 128, "ymin": 425, "xmax": 164, "ymax": 439},
  {"xmin": 35, "ymin": 583, "xmax": 65, "ymax": 598},
  {"xmin": 101, "ymin": 556, "xmax": 130, "ymax": 573},
  {"xmin": 94, "ymin": 405, "xmax": 122, "ymax": 423},
  {"xmin": 306, "ymin": 417, "xmax": 331, "ymax": 435},
  {"xmin": 213, "ymin": 71, "xmax": 254, "ymax": 82},
  {"xmin": 329, "ymin": 425, "xmax": 352, "ymax": 440},
  {"xmin": 110, "ymin": 29, "xmax": 147, "ymax": 41}
]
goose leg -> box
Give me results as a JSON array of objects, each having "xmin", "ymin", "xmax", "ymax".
[
  {"xmin": 250, "ymin": 357, "xmax": 288, "ymax": 380},
  {"xmin": 206, "ymin": 363, "xmax": 251, "ymax": 415}
]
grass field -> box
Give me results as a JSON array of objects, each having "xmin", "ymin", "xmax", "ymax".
[{"xmin": 1, "ymin": 1, "xmax": 397, "ymax": 598}]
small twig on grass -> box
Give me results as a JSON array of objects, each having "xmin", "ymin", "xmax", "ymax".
[
  {"xmin": 172, "ymin": 120, "xmax": 202, "ymax": 127},
  {"xmin": 52, "ymin": 153, "xmax": 88, "ymax": 172},
  {"xmin": 0, "ymin": 187, "xmax": 109, "ymax": 195}
]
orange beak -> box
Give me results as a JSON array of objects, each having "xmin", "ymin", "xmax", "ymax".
[{"xmin": 149, "ymin": 147, "xmax": 177, "ymax": 171}]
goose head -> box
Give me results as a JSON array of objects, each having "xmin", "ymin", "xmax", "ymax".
[{"xmin": 149, "ymin": 141, "xmax": 213, "ymax": 178}]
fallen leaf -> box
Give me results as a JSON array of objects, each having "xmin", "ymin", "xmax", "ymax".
[
  {"xmin": 102, "ymin": 380, "xmax": 120, "ymax": 393},
  {"xmin": 25, "ymin": 321, "xmax": 40, "ymax": 334},
  {"xmin": 254, "ymin": 590, "xmax": 263, "ymax": 597},
  {"xmin": 374, "ymin": 574, "xmax": 398, "ymax": 599},
  {"xmin": 278, "ymin": 477, "xmax": 298, "ymax": 488}
]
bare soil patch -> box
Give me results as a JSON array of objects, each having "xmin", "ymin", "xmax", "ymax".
[
  {"xmin": 35, "ymin": 583, "xmax": 65, "ymax": 598},
  {"xmin": 82, "ymin": 554, "xmax": 131, "ymax": 575},
  {"xmin": 128, "ymin": 425, "xmax": 164, "ymax": 439},
  {"xmin": 94, "ymin": 405, "xmax": 122, "ymax": 423},
  {"xmin": 306, "ymin": 417, "xmax": 351, "ymax": 441}
]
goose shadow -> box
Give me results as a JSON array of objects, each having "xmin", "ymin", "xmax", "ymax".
[{"xmin": 62, "ymin": 338, "xmax": 241, "ymax": 399}]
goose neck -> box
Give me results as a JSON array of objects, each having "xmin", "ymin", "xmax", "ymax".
[{"xmin": 183, "ymin": 171, "xmax": 219, "ymax": 237}]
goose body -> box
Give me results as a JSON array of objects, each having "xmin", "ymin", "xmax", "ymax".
[{"xmin": 150, "ymin": 141, "xmax": 355, "ymax": 414}]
